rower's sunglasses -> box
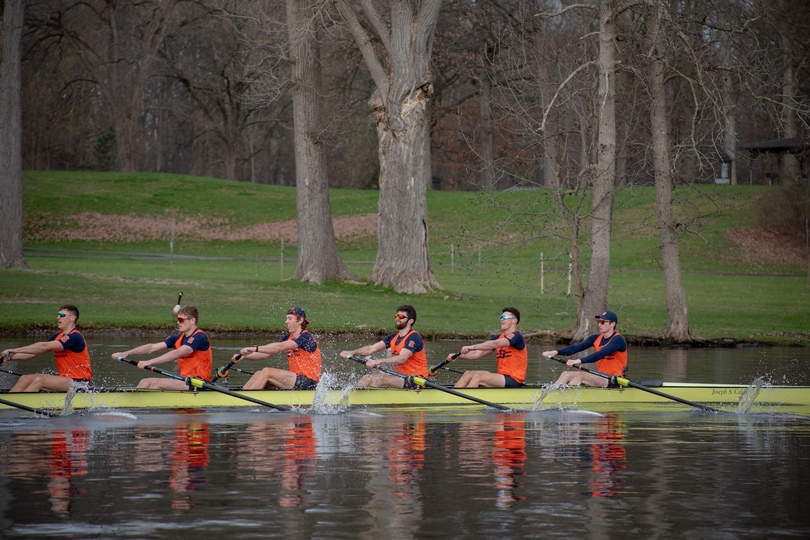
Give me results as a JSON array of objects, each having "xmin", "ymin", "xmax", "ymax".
[
  {"xmin": 57, "ymin": 312, "xmax": 68, "ymax": 318},
  {"xmin": 597, "ymin": 319, "xmax": 611, "ymax": 324},
  {"xmin": 500, "ymin": 314, "xmax": 516, "ymax": 320},
  {"xmin": 177, "ymin": 316, "xmax": 188, "ymax": 323},
  {"xmin": 395, "ymin": 313, "xmax": 408, "ymax": 320}
]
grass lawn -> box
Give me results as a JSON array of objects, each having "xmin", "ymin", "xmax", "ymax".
[{"xmin": 1, "ymin": 171, "xmax": 808, "ymax": 344}]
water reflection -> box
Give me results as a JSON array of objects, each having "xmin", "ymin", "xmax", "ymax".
[
  {"xmin": 3, "ymin": 430, "xmax": 88, "ymax": 518},
  {"xmin": 492, "ymin": 419, "xmax": 526, "ymax": 508},
  {"xmin": 1, "ymin": 405, "xmax": 810, "ymax": 538},
  {"xmin": 169, "ymin": 420, "xmax": 210, "ymax": 512},
  {"xmin": 588, "ymin": 415, "xmax": 626, "ymax": 498}
]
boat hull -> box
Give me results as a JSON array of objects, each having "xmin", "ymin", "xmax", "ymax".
[{"xmin": 2, "ymin": 383, "xmax": 809, "ymax": 414}]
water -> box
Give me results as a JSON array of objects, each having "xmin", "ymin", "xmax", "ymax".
[{"xmin": 1, "ymin": 337, "xmax": 809, "ymax": 539}]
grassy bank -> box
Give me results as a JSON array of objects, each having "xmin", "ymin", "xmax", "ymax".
[{"xmin": 1, "ymin": 171, "xmax": 808, "ymax": 344}]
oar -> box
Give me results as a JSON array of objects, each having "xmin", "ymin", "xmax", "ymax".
[
  {"xmin": 431, "ymin": 365, "xmax": 466, "ymax": 375},
  {"xmin": 546, "ymin": 356, "xmax": 725, "ymax": 413},
  {"xmin": 349, "ymin": 356, "xmax": 513, "ymax": 411},
  {"xmin": 0, "ymin": 396, "xmax": 59, "ymax": 417},
  {"xmin": 428, "ymin": 352, "xmax": 461, "ymax": 376},
  {"xmin": 211, "ymin": 354, "xmax": 242, "ymax": 383},
  {"xmin": 116, "ymin": 357, "xmax": 291, "ymax": 411}
]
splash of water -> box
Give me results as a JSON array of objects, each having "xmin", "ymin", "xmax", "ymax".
[
  {"xmin": 735, "ymin": 377, "xmax": 765, "ymax": 414},
  {"xmin": 309, "ymin": 372, "xmax": 350, "ymax": 414}
]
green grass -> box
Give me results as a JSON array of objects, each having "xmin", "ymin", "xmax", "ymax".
[{"xmin": 2, "ymin": 170, "xmax": 808, "ymax": 344}]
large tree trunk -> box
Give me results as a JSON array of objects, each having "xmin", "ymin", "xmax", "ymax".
[
  {"xmin": 720, "ymin": 19, "xmax": 738, "ymax": 185},
  {"xmin": 336, "ymin": 0, "xmax": 440, "ymax": 294},
  {"xmin": 574, "ymin": 0, "xmax": 616, "ymax": 341},
  {"xmin": 780, "ymin": 53, "xmax": 799, "ymax": 180},
  {"xmin": 478, "ymin": 73, "xmax": 496, "ymax": 191},
  {"xmin": 648, "ymin": 7, "xmax": 692, "ymax": 343},
  {"xmin": 0, "ymin": 0, "xmax": 28, "ymax": 269},
  {"xmin": 287, "ymin": 0, "xmax": 357, "ymax": 284}
]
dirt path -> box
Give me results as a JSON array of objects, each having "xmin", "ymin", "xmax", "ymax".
[{"xmin": 26, "ymin": 212, "xmax": 379, "ymax": 244}]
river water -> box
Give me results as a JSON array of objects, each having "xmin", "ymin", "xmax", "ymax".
[{"xmin": 1, "ymin": 337, "xmax": 809, "ymax": 539}]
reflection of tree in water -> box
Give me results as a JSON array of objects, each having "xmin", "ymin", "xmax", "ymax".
[{"xmin": 492, "ymin": 420, "xmax": 527, "ymax": 509}]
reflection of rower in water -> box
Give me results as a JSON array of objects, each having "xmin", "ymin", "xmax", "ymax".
[
  {"xmin": 387, "ymin": 414, "xmax": 426, "ymax": 499},
  {"xmin": 169, "ymin": 421, "xmax": 210, "ymax": 512},
  {"xmin": 492, "ymin": 419, "xmax": 526, "ymax": 508},
  {"xmin": 49, "ymin": 430, "xmax": 89, "ymax": 517},
  {"xmin": 588, "ymin": 414, "xmax": 626, "ymax": 498},
  {"xmin": 279, "ymin": 420, "xmax": 318, "ymax": 508}
]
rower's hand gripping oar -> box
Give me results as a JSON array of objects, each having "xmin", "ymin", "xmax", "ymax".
[
  {"xmin": 348, "ymin": 355, "xmax": 513, "ymax": 412},
  {"xmin": 428, "ymin": 353, "xmax": 461, "ymax": 376},
  {"xmin": 545, "ymin": 355, "xmax": 724, "ymax": 413},
  {"xmin": 116, "ymin": 356, "xmax": 290, "ymax": 411}
]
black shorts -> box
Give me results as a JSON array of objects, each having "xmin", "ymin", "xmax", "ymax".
[
  {"xmin": 71, "ymin": 379, "xmax": 92, "ymax": 391},
  {"xmin": 292, "ymin": 375, "xmax": 318, "ymax": 390},
  {"xmin": 503, "ymin": 375, "xmax": 522, "ymax": 388}
]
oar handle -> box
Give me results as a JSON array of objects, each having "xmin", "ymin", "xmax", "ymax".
[
  {"xmin": 116, "ymin": 356, "xmax": 140, "ymax": 368},
  {"xmin": 212, "ymin": 355, "xmax": 242, "ymax": 382},
  {"xmin": 347, "ymin": 355, "xmax": 371, "ymax": 367},
  {"xmin": 428, "ymin": 353, "xmax": 461, "ymax": 375}
]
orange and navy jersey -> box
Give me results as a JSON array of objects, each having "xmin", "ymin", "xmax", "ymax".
[
  {"xmin": 49, "ymin": 330, "xmax": 93, "ymax": 381},
  {"xmin": 383, "ymin": 330, "xmax": 429, "ymax": 378},
  {"xmin": 493, "ymin": 331, "xmax": 527, "ymax": 384},
  {"xmin": 592, "ymin": 333, "xmax": 627, "ymax": 376},
  {"xmin": 165, "ymin": 329, "xmax": 213, "ymax": 381},
  {"xmin": 558, "ymin": 332, "xmax": 628, "ymax": 376},
  {"xmin": 282, "ymin": 330, "xmax": 322, "ymax": 382}
]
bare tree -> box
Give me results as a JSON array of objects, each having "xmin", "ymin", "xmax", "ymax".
[
  {"xmin": 43, "ymin": 0, "xmax": 205, "ymax": 172},
  {"xmin": 0, "ymin": 0, "xmax": 27, "ymax": 269},
  {"xmin": 287, "ymin": 0, "xmax": 357, "ymax": 283},
  {"xmin": 573, "ymin": 0, "xmax": 617, "ymax": 340},
  {"xmin": 335, "ymin": 0, "xmax": 440, "ymax": 294},
  {"xmin": 645, "ymin": 2, "xmax": 692, "ymax": 342}
]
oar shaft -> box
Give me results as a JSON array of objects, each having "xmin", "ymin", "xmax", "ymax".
[
  {"xmin": 349, "ymin": 356, "xmax": 512, "ymax": 411},
  {"xmin": 116, "ymin": 357, "xmax": 290, "ymax": 411},
  {"xmin": 0, "ymin": 396, "xmax": 59, "ymax": 417},
  {"xmin": 547, "ymin": 356, "xmax": 723, "ymax": 413}
]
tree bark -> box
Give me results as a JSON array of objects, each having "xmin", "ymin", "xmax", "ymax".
[
  {"xmin": 647, "ymin": 6, "xmax": 692, "ymax": 342},
  {"xmin": 720, "ymin": 19, "xmax": 738, "ymax": 185},
  {"xmin": 478, "ymin": 73, "xmax": 496, "ymax": 191},
  {"xmin": 574, "ymin": 0, "xmax": 616, "ymax": 341},
  {"xmin": 0, "ymin": 0, "xmax": 28, "ymax": 269},
  {"xmin": 336, "ymin": 0, "xmax": 440, "ymax": 294},
  {"xmin": 287, "ymin": 0, "xmax": 357, "ymax": 284}
]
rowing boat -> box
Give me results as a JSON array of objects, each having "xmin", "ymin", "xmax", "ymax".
[{"xmin": 1, "ymin": 382, "xmax": 809, "ymax": 414}]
